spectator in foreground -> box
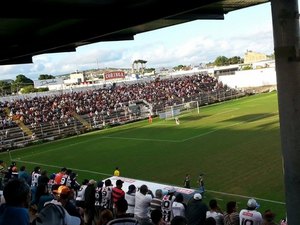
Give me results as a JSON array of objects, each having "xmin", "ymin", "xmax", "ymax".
[
  {"xmin": 134, "ymin": 184, "xmax": 153, "ymax": 224},
  {"xmin": 98, "ymin": 209, "xmax": 114, "ymax": 225},
  {"xmin": 204, "ymin": 217, "xmax": 216, "ymax": 225},
  {"xmin": 53, "ymin": 185, "xmax": 82, "ymax": 219},
  {"xmin": 161, "ymin": 187, "xmax": 176, "ymax": 224},
  {"xmin": 0, "ymin": 178, "xmax": 31, "ymax": 225},
  {"xmin": 239, "ymin": 198, "xmax": 262, "ymax": 225},
  {"xmin": 206, "ymin": 199, "xmax": 224, "ymax": 225},
  {"xmin": 125, "ymin": 184, "xmax": 136, "ymax": 217},
  {"xmin": 172, "ymin": 193, "xmax": 186, "ymax": 217},
  {"xmin": 262, "ymin": 210, "xmax": 278, "ymax": 225},
  {"xmin": 84, "ymin": 179, "xmax": 96, "ymax": 225},
  {"xmin": 223, "ymin": 201, "xmax": 239, "ymax": 225},
  {"xmin": 171, "ymin": 216, "xmax": 187, "ymax": 225},
  {"xmin": 18, "ymin": 165, "xmax": 30, "ymax": 185},
  {"xmin": 186, "ymin": 193, "xmax": 208, "ymax": 225},
  {"xmin": 151, "ymin": 209, "xmax": 165, "ymax": 225},
  {"xmin": 107, "ymin": 198, "xmax": 138, "ymax": 225},
  {"xmin": 150, "ymin": 189, "xmax": 163, "ymax": 212}
]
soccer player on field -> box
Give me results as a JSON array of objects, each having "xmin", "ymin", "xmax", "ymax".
[
  {"xmin": 148, "ymin": 114, "xmax": 153, "ymax": 124},
  {"xmin": 175, "ymin": 117, "xmax": 180, "ymax": 125}
]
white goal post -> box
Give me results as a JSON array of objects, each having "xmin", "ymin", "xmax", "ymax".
[{"xmin": 158, "ymin": 101, "xmax": 200, "ymax": 120}]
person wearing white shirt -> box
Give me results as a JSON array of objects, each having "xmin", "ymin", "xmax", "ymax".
[
  {"xmin": 239, "ymin": 198, "xmax": 262, "ymax": 225},
  {"xmin": 206, "ymin": 199, "xmax": 224, "ymax": 225},
  {"xmin": 172, "ymin": 193, "xmax": 186, "ymax": 217},
  {"xmin": 125, "ymin": 184, "xmax": 136, "ymax": 217},
  {"xmin": 134, "ymin": 184, "xmax": 153, "ymax": 224}
]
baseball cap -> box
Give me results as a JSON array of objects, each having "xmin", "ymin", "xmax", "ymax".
[
  {"xmin": 97, "ymin": 181, "xmax": 104, "ymax": 188},
  {"xmin": 116, "ymin": 179, "xmax": 124, "ymax": 186},
  {"xmin": 53, "ymin": 185, "xmax": 71, "ymax": 195},
  {"xmin": 128, "ymin": 184, "xmax": 136, "ymax": 192},
  {"xmin": 116, "ymin": 180, "xmax": 124, "ymax": 186},
  {"xmin": 247, "ymin": 198, "xmax": 259, "ymax": 209},
  {"xmin": 193, "ymin": 193, "xmax": 202, "ymax": 200}
]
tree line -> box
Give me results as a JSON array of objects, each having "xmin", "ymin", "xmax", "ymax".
[
  {"xmin": 0, "ymin": 53, "xmax": 274, "ymax": 96},
  {"xmin": 0, "ymin": 74, "xmax": 55, "ymax": 96}
]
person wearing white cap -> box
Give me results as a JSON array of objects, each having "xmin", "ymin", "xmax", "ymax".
[
  {"xmin": 239, "ymin": 198, "xmax": 263, "ymax": 225},
  {"xmin": 186, "ymin": 193, "xmax": 208, "ymax": 225}
]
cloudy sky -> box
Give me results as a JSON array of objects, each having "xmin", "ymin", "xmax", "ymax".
[{"xmin": 0, "ymin": 2, "xmax": 275, "ymax": 81}]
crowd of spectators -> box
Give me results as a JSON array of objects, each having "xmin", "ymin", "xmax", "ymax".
[
  {"xmin": 0, "ymin": 161, "xmax": 285, "ymax": 225},
  {"xmin": 0, "ymin": 74, "xmax": 236, "ymax": 131}
]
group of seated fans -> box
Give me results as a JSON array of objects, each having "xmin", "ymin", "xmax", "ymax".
[
  {"xmin": 0, "ymin": 162, "xmax": 286, "ymax": 225},
  {"xmin": 0, "ymin": 74, "xmax": 233, "ymax": 130}
]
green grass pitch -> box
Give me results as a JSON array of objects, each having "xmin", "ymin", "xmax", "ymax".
[{"xmin": 1, "ymin": 92, "xmax": 286, "ymax": 220}]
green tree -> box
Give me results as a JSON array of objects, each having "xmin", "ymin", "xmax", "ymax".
[
  {"xmin": 38, "ymin": 74, "xmax": 55, "ymax": 80},
  {"xmin": 0, "ymin": 81, "xmax": 12, "ymax": 96},
  {"xmin": 11, "ymin": 74, "xmax": 34, "ymax": 93},
  {"xmin": 20, "ymin": 85, "xmax": 36, "ymax": 94},
  {"xmin": 214, "ymin": 56, "xmax": 229, "ymax": 66},
  {"xmin": 229, "ymin": 56, "xmax": 243, "ymax": 64},
  {"xmin": 173, "ymin": 65, "xmax": 185, "ymax": 70},
  {"xmin": 241, "ymin": 65, "xmax": 253, "ymax": 70},
  {"xmin": 144, "ymin": 68, "xmax": 155, "ymax": 73},
  {"xmin": 37, "ymin": 87, "xmax": 49, "ymax": 92}
]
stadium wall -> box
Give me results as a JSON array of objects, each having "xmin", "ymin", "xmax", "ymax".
[{"xmin": 218, "ymin": 67, "xmax": 277, "ymax": 89}]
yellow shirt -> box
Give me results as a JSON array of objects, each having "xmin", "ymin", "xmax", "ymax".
[{"xmin": 114, "ymin": 169, "xmax": 120, "ymax": 176}]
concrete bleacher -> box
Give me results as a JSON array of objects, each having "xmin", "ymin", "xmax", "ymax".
[
  {"xmin": 0, "ymin": 100, "xmax": 150, "ymax": 152},
  {"xmin": 0, "ymin": 74, "xmax": 245, "ymax": 151},
  {"xmin": 0, "ymin": 126, "xmax": 32, "ymax": 150}
]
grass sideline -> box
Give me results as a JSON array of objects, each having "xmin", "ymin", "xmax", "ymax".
[{"xmin": 1, "ymin": 92, "xmax": 286, "ymax": 220}]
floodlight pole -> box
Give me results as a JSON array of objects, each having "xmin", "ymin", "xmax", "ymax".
[{"xmin": 270, "ymin": 0, "xmax": 300, "ymax": 224}]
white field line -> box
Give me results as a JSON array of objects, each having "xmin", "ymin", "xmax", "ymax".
[
  {"xmin": 101, "ymin": 136, "xmax": 181, "ymax": 142},
  {"xmin": 13, "ymin": 159, "xmax": 112, "ymax": 177},
  {"xmin": 207, "ymin": 189, "xmax": 285, "ymax": 205},
  {"xmin": 16, "ymin": 112, "xmax": 279, "ymax": 160},
  {"xmin": 210, "ymin": 108, "xmax": 240, "ymax": 117},
  {"xmin": 12, "ymin": 159, "xmax": 285, "ymax": 205},
  {"xmin": 102, "ymin": 108, "xmax": 241, "ymax": 141},
  {"xmin": 17, "ymin": 137, "xmax": 104, "ymax": 159},
  {"xmin": 198, "ymin": 93, "xmax": 275, "ymax": 111},
  {"xmin": 182, "ymin": 112, "xmax": 278, "ymax": 142}
]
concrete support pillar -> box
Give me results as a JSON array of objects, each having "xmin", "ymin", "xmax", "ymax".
[{"xmin": 270, "ymin": 0, "xmax": 300, "ymax": 224}]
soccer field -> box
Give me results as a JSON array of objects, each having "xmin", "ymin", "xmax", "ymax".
[{"xmin": 1, "ymin": 92, "xmax": 286, "ymax": 220}]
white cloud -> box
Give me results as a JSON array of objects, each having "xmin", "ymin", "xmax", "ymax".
[{"xmin": 0, "ymin": 5, "xmax": 275, "ymax": 80}]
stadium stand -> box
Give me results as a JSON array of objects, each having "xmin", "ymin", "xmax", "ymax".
[{"xmin": 0, "ymin": 74, "xmax": 244, "ymax": 151}]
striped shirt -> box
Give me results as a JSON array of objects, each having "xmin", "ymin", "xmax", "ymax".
[
  {"xmin": 150, "ymin": 197, "xmax": 162, "ymax": 212},
  {"xmin": 112, "ymin": 187, "xmax": 125, "ymax": 206}
]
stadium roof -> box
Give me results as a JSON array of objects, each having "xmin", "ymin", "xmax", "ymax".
[{"xmin": 0, "ymin": 0, "xmax": 269, "ymax": 66}]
